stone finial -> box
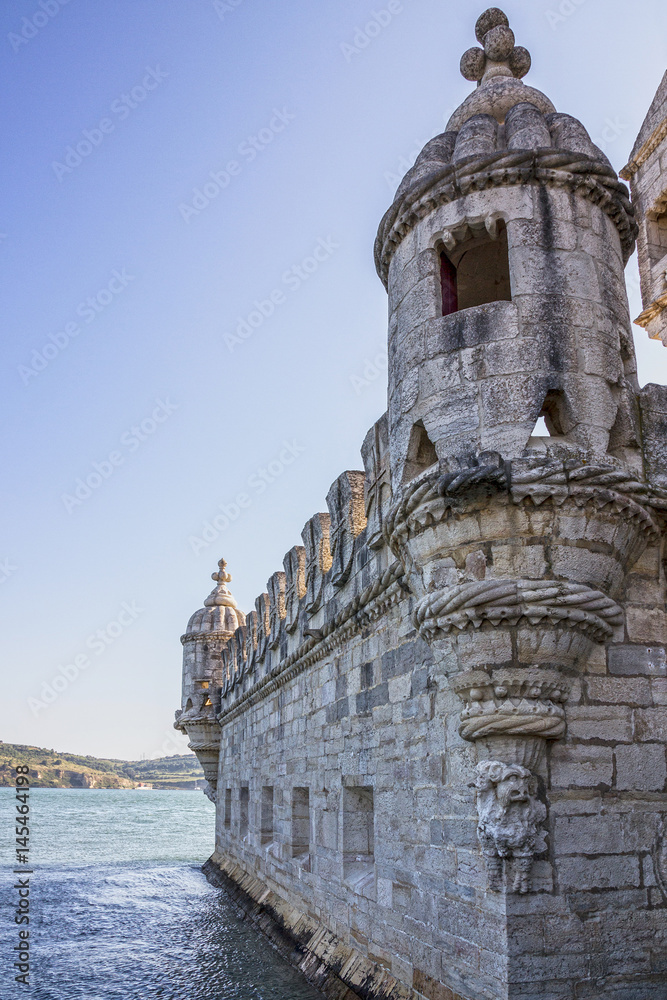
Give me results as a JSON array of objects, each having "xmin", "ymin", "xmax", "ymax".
[
  {"xmin": 204, "ymin": 557, "xmax": 238, "ymax": 608},
  {"xmin": 460, "ymin": 8, "xmax": 531, "ymax": 85}
]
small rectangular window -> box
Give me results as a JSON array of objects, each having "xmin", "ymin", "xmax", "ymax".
[
  {"xmin": 239, "ymin": 786, "xmax": 249, "ymax": 839},
  {"xmin": 291, "ymin": 787, "xmax": 310, "ymax": 858},
  {"xmin": 343, "ymin": 785, "xmax": 374, "ymax": 885},
  {"xmin": 224, "ymin": 788, "xmax": 232, "ymax": 828},
  {"xmin": 440, "ymin": 222, "xmax": 511, "ymax": 315},
  {"xmin": 261, "ymin": 786, "xmax": 274, "ymax": 845}
]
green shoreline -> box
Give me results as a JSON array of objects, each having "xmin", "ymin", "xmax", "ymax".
[{"xmin": 0, "ymin": 741, "xmax": 205, "ymax": 790}]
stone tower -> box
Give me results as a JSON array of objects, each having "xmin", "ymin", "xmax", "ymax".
[
  {"xmin": 177, "ymin": 10, "xmax": 667, "ymax": 1000},
  {"xmin": 175, "ymin": 559, "xmax": 244, "ymax": 800},
  {"xmin": 622, "ymin": 70, "xmax": 667, "ymax": 345}
]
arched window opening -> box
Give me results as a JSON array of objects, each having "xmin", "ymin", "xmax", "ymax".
[
  {"xmin": 530, "ymin": 390, "xmax": 569, "ymax": 439},
  {"xmin": 403, "ymin": 421, "xmax": 438, "ymax": 483},
  {"xmin": 440, "ymin": 222, "xmax": 511, "ymax": 315}
]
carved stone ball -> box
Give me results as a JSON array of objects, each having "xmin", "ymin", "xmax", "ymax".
[
  {"xmin": 469, "ymin": 688, "xmax": 486, "ymax": 701},
  {"xmin": 508, "ymin": 45, "xmax": 531, "ymax": 79},
  {"xmin": 494, "ymin": 685, "xmax": 508, "ymax": 698},
  {"xmin": 460, "ymin": 46, "xmax": 486, "ymax": 82},
  {"xmin": 483, "ymin": 24, "xmax": 515, "ymax": 62},
  {"xmin": 475, "ymin": 7, "xmax": 509, "ymax": 43}
]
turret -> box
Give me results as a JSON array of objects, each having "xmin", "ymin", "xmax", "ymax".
[
  {"xmin": 376, "ymin": 7, "xmax": 640, "ymax": 485},
  {"xmin": 174, "ymin": 558, "xmax": 244, "ymax": 800},
  {"xmin": 378, "ymin": 8, "xmax": 665, "ymax": 895}
]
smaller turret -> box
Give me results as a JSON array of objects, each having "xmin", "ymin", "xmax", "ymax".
[{"xmin": 174, "ymin": 558, "xmax": 244, "ymax": 800}]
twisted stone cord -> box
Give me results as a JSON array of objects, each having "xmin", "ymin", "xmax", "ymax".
[
  {"xmin": 460, "ymin": 715, "xmax": 565, "ymax": 739},
  {"xmin": 384, "ymin": 458, "xmax": 667, "ymax": 559},
  {"xmin": 414, "ymin": 579, "xmax": 622, "ymax": 628}
]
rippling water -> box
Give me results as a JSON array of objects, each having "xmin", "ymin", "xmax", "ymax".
[{"xmin": 0, "ymin": 789, "xmax": 322, "ymax": 1000}]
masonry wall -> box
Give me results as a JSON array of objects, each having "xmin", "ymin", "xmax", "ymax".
[
  {"xmin": 209, "ymin": 520, "xmax": 667, "ymax": 1000},
  {"xmin": 215, "ymin": 563, "xmax": 510, "ymax": 1000}
]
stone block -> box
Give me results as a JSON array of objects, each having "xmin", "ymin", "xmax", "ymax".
[
  {"xmin": 586, "ymin": 676, "xmax": 652, "ymax": 706},
  {"xmin": 550, "ymin": 745, "xmax": 613, "ymax": 789},
  {"xmin": 608, "ymin": 645, "xmax": 667, "ymax": 677},
  {"xmin": 615, "ymin": 744, "xmax": 666, "ymax": 791},
  {"xmin": 626, "ymin": 607, "xmax": 667, "ymax": 645},
  {"xmin": 557, "ymin": 855, "xmax": 641, "ymax": 891},
  {"xmin": 634, "ymin": 708, "xmax": 667, "ymax": 742},
  {"xmin": 565, "ymin": 705, "xmax": 633, "ymax": 743}
]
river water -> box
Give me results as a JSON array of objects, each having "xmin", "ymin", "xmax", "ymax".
[{"xmin": 0, "ymin": 789, "xmax": 322, "ymax": 999}]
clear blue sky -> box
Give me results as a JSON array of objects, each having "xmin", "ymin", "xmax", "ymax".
[{"xmin": 2, "ymin": 0, "xmax": 667, "ymax": 760}]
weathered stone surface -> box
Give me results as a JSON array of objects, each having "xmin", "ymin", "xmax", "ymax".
[
  {"xmin": 608, "ymin": 644, "xmax": 667, "ymax": 676},
  {"xmin": 176, "ymin": 9, "xmax": 667, "ymax": 1000}
]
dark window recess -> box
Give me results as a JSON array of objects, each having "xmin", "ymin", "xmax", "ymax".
[
  {"xmin": 239, "ymin": 786, "xmax": 249, "ymax": 839},
  {"xmin": 440, "ymin": 222, "xmax": 511, "ymax": 315},
  {"xmin": 291, "ymin": 787, "xmax": 310, "ymax": 858},
  {"xmin": 540, "ymin": 389, "xmax": 567, "ymax": 436},
  {"xmin": 261, "ymin": 786, "xmax": 274, "ymax": 845},
  {"xmin": 224, "ymin": 788, "xmax": 232, "ymax": 827},
  {"xmin": 440, "ymin": 252, "xmax": 458, "ymax": 316}
]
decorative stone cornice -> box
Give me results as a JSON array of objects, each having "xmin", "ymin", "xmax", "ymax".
[
  {"xmin": 384, "ymin": 456, "xmax": 665, "ymax": 558},
  {"xmin": 635, "ymin": 290, "xmax": 667, "ymax": 331},
  {"xmin": 375, "ymin": 149, "xmax": 637, "ymax": 286},
  {"xmin": 174, "ymin": 709, "xmax": 220, "ymax": 734},
  {"xmin": 180, "ymin": 628, "xmax": 236, "ymax": 646},
  {"xmin": 414, "ymin": 579, "xmax": 623, "ymax": 643},
  {"xmin": 217, "ymin": 562, "xmax": 406, "ymax": 724},
  {"xmin": 621, "ymin": 118, "xmax": 667, "ymax": 180},
  {"xmin": 452, "ymin": 668, "xmax": 569, "ymax": 742}
]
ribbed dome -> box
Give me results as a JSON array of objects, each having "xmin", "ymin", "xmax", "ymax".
[
  {"xmin": 184, "ymin": 558, "xmax": 245, "ymax": 638},
  {"xmin": 392, "ymin": 7, "xmax": 611, "ymax": 204}
]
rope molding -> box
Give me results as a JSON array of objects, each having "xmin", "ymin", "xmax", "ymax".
[{"xmin": 375, "ymin": 148, "xmax": 637, "ymax": 285}]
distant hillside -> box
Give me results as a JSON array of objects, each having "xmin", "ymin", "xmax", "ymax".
[{"xmin": 0, "ymin": 742, "xmax": 205, "ymax": 790}]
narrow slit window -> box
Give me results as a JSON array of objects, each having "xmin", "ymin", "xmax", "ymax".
[
  {"xmin": 261, "ymin": 786, "xmax": 274, "ymax": 845},
  {"xmin": 440, "ymin": 252, "xmax": 458, "ymax": 316},
  {"xmin": 239, "ymin": 786, "xmax": 249, "ymax": 839},
  {"xmin": 291, "ymin": 787, "xmax": 310, "ymax": 858},
  {"xmin": 224, "ymin": 788, "xmax": 232, "ymax": 828}
]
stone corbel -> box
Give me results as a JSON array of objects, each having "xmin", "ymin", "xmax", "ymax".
[
  {"xmin": 452, "ymin": 668, "xmax": 566, "ymax": 891},
  {"xmin": 472, "ymin": 760, "xmax": 547, "ymax": 893}
]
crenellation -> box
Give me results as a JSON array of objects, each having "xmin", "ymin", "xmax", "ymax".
[{"xmin": 266, "ymin": 571, "xmax": 286, "ymax": 650}]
